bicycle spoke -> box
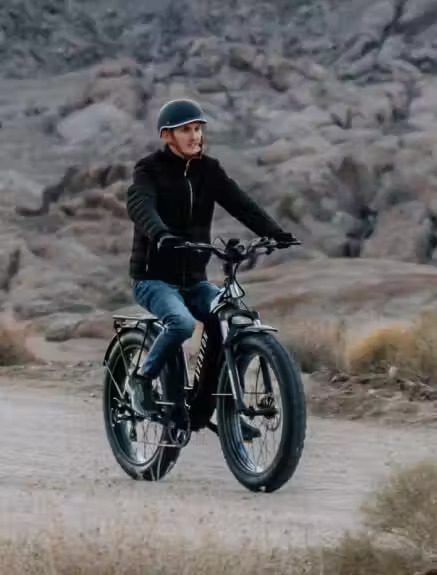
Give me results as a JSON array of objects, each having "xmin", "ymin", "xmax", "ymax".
[
  {"xmin": 110, "ymin": 343, "xmax": 167, "ymax": 466},
  {"xmin": 232, "ymin": 352, "xmax": 284, "ymax": 475}
]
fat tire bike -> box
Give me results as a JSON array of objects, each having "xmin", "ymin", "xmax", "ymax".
[{"xmin": 102, "ymin": 236, "xmax": 306, "ymax": 492}]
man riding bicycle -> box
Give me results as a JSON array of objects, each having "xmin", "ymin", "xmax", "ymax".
[{"xmin": 126, "ymin": 98, "xmax": 296, "ymax": 433}]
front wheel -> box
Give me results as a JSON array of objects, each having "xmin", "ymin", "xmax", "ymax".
[{"xmin": 216, "ymin": 332, "xmax": 306, "ymax": 492}]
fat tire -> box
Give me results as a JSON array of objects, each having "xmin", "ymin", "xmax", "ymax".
[
  {"xmin": 216, "ymin": 332, "xmax": 306, "ymax": 493},
  {"xmin": 103, "ymin": 328, "xmax": 181, "ymax": 481}
]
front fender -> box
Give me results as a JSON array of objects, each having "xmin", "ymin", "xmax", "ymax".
[{"xmin": 225, "ymin": 324, "xmax": 278, "ymax": 347}]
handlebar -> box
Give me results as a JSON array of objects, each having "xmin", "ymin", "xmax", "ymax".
[{"xmin": 174, "ymin": 236, "xmax": 301, "ymax": 264}]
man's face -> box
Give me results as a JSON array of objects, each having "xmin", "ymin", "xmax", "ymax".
[{"xmin": 162, "ymin": 122, "xmax": 203, "ymax": 158}]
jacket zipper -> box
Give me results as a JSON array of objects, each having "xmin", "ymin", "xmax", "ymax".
[{"xmin": 182, "ymin": 159, "xmax": 193, "ymax": 287}]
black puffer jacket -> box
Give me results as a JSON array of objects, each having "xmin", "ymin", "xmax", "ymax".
[{"xmin": 126, "ymin": 145, "xmax": 284, "ymax": 286}]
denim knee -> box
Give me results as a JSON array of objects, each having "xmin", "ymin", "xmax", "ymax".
[{"xmin": 167, "ymin": 314, "xmax": 196, "ymax": 341}]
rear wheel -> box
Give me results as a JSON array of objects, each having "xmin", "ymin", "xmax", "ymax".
[
  {"xmin": 103, "ymin": 328, "xmax": 181, "ymax": 481},
  {"xmin": 216, "ymin": 332, "xmax": 306, "ymax": 492}
]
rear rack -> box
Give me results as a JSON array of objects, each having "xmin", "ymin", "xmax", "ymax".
[
  {"xmin": 112, "ymin": 313, "xmax": 160, "ymax": 331},
  {"xmin": 112, "ymin": 314, "xmax": 157, "ymax": 321}
]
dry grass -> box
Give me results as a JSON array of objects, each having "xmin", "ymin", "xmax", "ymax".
[
  {"xmin": 0, "ymin": 520, "xmax": 305, "ymax": 575},
  {"xmin": 304, "ymin": 533, "xmax": 418, "ymax": 575},
  {"xmin": 346, "ymin": 312, "xmax": 437, "ymax": 387},
  {"xmin": 362, "ymin": 460, "xmax": 437, "ymax": 552},
  {"xmin": 3, "ymin": 461, "xmax": 437, "ymax": 574},
  {"xmin": 281, "ymin": 318, "xmax": 347, "ymax": 373},
  {"xmin": 296, "ymin": 313, "xmax": 437, "ymax": 418},
  {"xmin": 305, "ymin": 460, "xmax": 437, "ymax": 575},
  {"xmin": 346, "ymin": 322, "xmax": 413, "ymax": 375},
  {"xmin": 0, "ymin": 321, "xmax": 36, "ymax": 366}
]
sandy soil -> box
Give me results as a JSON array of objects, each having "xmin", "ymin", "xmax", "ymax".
[{"xmin": 1, "ymin": 353, "xmax": 437, "ymax": 550}]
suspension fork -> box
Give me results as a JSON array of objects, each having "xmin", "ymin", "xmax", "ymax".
[
  {"xmin": 259, "ymin": 356, "xmax": 273, "ymax": 395},
  {"xmin": 220, "ymin": 322, "xmax": 275, "ymax": 417},
  {"xmin": 222, "ymin": 344, "xmax": 247, "ymax": 413}
]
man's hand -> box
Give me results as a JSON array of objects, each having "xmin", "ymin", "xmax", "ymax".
[
  {"xmin": 272, "ymin": 231, "xmax": 300, "ymax": 248},
  {"xmin": 157, "ymin": 233, "xmax": 185, "ymax": 252}
]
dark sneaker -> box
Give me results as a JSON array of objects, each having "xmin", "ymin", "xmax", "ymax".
[
  {"xmin": 128, "ymin": 372, "xmax": 158, "ymax": 417},
  {"xmin": 240, "ymin": 417, "xmax": 261, "ymax": 442}
]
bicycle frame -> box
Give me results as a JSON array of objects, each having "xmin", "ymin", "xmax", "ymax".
[{"xmin": 189, "ymin": 258, "xmax": 279, "ymax": 418}]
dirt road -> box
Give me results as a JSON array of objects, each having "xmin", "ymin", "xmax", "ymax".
[{"xmin": 1, "ymin": 365, "xmax": 437, "ymax": 550}]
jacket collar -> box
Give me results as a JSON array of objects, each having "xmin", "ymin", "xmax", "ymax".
[{"xmin": 162, "ymin": 144, "xmax": 201, "ymax": 173}]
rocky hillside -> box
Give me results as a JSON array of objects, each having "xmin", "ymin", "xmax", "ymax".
[
  {"xmin": 1, "ymin": 0, "xmax": 437, "ymax": 341},
  {"xmin": 2, "ymin": 0, "xmax": 437, "ymax": 81}
]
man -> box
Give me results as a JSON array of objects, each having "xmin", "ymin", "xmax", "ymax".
[{"xmin": 126, "ymin": 98, "xmax": 296, "ymax": 431}]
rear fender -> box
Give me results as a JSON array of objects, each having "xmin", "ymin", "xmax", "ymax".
[
  {"xmin": 102, "ymin": 321, "xmax": 189, "ymax": 390},
  {"xmin": 102, "ymin": 321, "xmax": 158, "ymax": 366}
]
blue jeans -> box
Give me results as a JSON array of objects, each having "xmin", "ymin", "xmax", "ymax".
[{"xmin": 132, "ymin": 279, "xmax": 221, "ymax": 388}]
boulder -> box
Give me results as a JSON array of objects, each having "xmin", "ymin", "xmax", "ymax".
[
  {"xmin": 43, "ymin": 311, "xmax": 112, "ymax": 342},
  {"xmin": 377, "ymin": 36, "xmax": 406, "ymax": 68},
  {"xmin": 92, "ymin": 58, "xmax": 144, "ymax": 79},
  {"xmin": 256, "ymin": 139, "xmax": 295, "ymax": 166},
  {"xmin": 357, "ymin": 1, "xmax": 397, "ymax": 44},
  {"xmin": 229, "ymin": 44, "xmax": 258, "ymax": 71},
  {"xmin": 0, "ymin": 170, "xmax": 44, "ymax": 212},
  {"xmin": 68, "ymin": 58, "xmax": 151, "ymax": 119},
  {"xmin": 44, "ymin": 314, "xmax": 83, "ymax": 342},
  {"xmin": 361, "ymin": 201, "xmax": 432, "ymax": 263},
  {"xmin": 13, "ymin": 290, "xmax": 94, "ymax": 319},
  {"xmin": 25, "ymin": 236, "xmax": 107, "ymax": 278},
  {"xmin": 399, "ymin": 0, "xmax": 437, "ymax": 33},
  {"xmin": 57, "ymin": 102, "xmax": 133, "ymax": 144},
  {"xmin": 183, "ymin": 55, "xmax": 223, "ymax": 78}
]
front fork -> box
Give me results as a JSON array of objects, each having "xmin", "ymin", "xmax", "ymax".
[{"xmin": 220, "ymin": 320, "xmax": 276, "ymax": 417}]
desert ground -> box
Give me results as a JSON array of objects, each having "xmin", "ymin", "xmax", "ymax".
[{"xmin": 0, "ymin": 334, "xmax": 436, "ymax": 553}]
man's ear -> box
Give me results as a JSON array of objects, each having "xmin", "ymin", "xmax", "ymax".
[{"xmin": 160, "ymin": 129, "xmax": 172, "ymax": 144}]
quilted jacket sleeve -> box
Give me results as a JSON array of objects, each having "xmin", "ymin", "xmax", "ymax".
[{"xmin": 212, "ymin": 159, "xmax": 284, "ymax": 238}]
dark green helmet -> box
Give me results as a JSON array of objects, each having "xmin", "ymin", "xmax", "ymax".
[{"xmin": 157, "ymin": 99, "xmax": 207, "ymax": 135}]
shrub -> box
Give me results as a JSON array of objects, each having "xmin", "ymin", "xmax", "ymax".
[
  {"xmin": 346, "ymin": 312, "xmax": 437, "ymax": 386},
  {"xmin": 362, "ymin": 460, "xmax": 437, "ymax": 552},
  {"xmin": 305, "ymin": 533, "xmax": 416, "ymax": 575},
  {"xmin": 282, "ymin": 318, "xmax": 347, "ymax": 373},
  {"xmin": 345, "ymin": 322, "xmax": 412, "ymax": 375},
  {"xmin": 306, "ymin": 460, "xmax": 437, "ymax": 575},
  {"xmin": 0, "ymin": 321, "xmax": 35, "ymax": 366}
]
